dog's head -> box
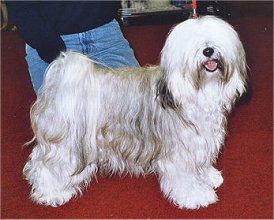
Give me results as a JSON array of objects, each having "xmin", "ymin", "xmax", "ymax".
[{"xmin": 158, "ymin": 15, "xmax": 248, "ymax": 111}]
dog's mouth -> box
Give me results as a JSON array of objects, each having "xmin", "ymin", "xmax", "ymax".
[{"xmin": 203, "ymin": 59, "xmax": 221, "ymax": 72}]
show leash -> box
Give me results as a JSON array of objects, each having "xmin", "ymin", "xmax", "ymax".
[{"xmin": 192, "ymin": 0, "xmax": 198, "ymax": 19}]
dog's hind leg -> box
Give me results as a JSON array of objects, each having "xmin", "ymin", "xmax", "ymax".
[
  {"xmin": 24, "ymin": 52, "xmax": 100, "ymax": 206},
  {"xmin": 23, "ymin": 143, "xmax": 98, "ymax": 207}
]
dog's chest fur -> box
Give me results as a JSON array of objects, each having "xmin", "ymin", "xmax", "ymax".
[{"xmin": 94, "ymin": 67, "xmax": 226, "ymax": 175}]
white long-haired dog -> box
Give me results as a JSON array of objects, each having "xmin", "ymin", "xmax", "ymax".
[{"xmin": 24, "ymin": 16, "xmax": 247, "ymax": 209}]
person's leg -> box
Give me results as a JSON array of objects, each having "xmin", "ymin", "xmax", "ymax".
[
  {"xmin": 79, "ymin": 19, "xmax": 139, "ymax": 68},
  {"xmin": 26, "ymin": 19, "xmax": 139, "ymax": 94},
  {"xmin": 25, "ymin": 44, "xmax": 49, "ymax": 94}
]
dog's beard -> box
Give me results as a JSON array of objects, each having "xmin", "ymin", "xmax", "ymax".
[{"xmin": 24, "ymin": 15, "xmax": 247, "ymax": 209}]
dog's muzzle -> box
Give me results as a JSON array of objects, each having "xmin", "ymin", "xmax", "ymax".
[
  {"xmin": 203, "ymin": 59, "xmax": 220, "ymax": 72},
  {"xmin": 202, "ymin": 47, "xmax": 223, "ymax": 72}
]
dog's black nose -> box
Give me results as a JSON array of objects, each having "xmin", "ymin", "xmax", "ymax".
[{"xmin": 203, "ymin": 47, "xmax": 214, "ymax": 57}]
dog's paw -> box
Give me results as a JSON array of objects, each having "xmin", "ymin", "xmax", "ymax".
[
  {"xmin": 202, "ymin": 167, "xmax": 223, "ymax": 189},
  {"xmin": 161, "ymin": 175, "xmax": 218, "ymax": 209},
  {"xmin": 171, "ymin": 183, "xmax": 218, "ymax": 209},
  {"xmin": 30, "ymin": 187, "xmax": 77, "ymax": 207}
]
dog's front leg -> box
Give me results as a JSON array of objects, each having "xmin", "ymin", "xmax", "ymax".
[{"xmin": 157, "ymin": 150, "xmax": 218, "ymax": 209}]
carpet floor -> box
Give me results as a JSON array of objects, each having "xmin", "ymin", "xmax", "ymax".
[{"xmin": 1, "ymin": 9, "xmax": 273, "ymax": 219}]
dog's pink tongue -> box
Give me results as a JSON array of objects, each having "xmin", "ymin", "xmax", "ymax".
[{"xmin": 205, "ymin": 60, "xmax": 218, "ymax": 71}]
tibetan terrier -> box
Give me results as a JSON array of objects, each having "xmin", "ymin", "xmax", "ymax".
[{"xmin": 24, "ymin": 16, "xmax": 247, "ymax": 209}]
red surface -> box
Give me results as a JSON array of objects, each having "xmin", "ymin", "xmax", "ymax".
[{"xmin": 1, "ymin": 14, "xmax": 273, "ymax": 218}]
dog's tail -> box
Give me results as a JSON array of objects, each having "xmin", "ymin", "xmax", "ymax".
[
  {"xmin": 40, "ymin": 51, "xmax": 96, "ymax": 92},
  {"xmin": 31, "ymin": 51, "xmax": 100, "ymax": 173}
]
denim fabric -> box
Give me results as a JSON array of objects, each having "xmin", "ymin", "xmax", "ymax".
[{"xmin": 25, "ymin": 19, "xmax": 139, "ymax": 94}]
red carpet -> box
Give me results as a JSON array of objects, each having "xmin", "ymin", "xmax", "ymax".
[{"xmin": 1, "ymin": 10, "xmax": 273, "ymax": 219}]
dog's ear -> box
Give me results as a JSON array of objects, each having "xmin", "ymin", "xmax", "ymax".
[
  {"xmin": 222, "ymin": 42, "xmax": 248, "ymax": 111},
  {"xmin": 156, "ymin": 77, "xmax": 178, "ymax": 110}
]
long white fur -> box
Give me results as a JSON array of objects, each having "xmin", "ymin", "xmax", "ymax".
[{"xmin": 24, "ymin": 16, "xmax": 247, "ymax": 209}]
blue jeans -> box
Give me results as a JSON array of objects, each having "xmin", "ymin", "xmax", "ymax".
[{"xmin": 25, "ymin": 19, "xmax": 139, "ymax": 94}]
